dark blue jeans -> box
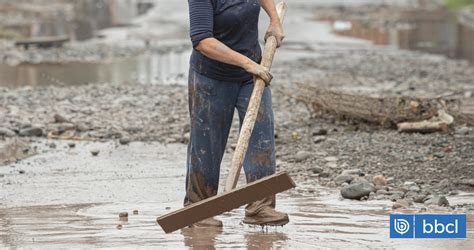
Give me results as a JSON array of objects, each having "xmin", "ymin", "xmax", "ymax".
[{"xmin": 184, "ymin": 69, "xmax": 276, "ymax": 205}]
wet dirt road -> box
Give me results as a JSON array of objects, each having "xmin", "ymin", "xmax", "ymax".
[{"xmin": 1, "ymin": 140, "xmax": 472, "ymax": 249}]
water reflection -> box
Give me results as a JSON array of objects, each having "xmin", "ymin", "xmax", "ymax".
[
  {"xmin": 0, "ymin": 49, "xmax": 191, "ymax": 87},
  {"xmin": 245, "ymin": 231, "xmax": 289, "ymax": 250},
  {"xmin": 181, "ymin": 227, "xmax": 223, "ymax": 249}
]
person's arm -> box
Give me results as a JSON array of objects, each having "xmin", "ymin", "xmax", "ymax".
[
  {"xmin": 188, "ymin": 0, "xmax": 272, "ymax": 84},
  {"xmin": 260, "ymin": 0, "xmax": 285, "ymax": 47}
]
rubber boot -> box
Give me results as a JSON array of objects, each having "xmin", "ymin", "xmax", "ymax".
[{"xmin": 243, "ymin": 195, "xmax": 289, "ymax": 226}]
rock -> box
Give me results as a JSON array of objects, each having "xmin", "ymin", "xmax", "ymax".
[
  {"xmin": 455, "ymin": 126, "xmax": 470, "ymax": 135},
  {"xmin": 341, "ymin": 169, "xmax": 363, "ymax": 176},
  {"xmin": 133, "ymin": 210, "xmax": 139, "ymax": 215},
  {"xmin": 119, "ymin": 137, "xmax": 131, "ymax": 145},
  {"xmin": 376, "ymin": 189, "xmax": 388, "ymax": 195},
  {"xmin": 19, "ymin": 127, "xmax": 43, "ymax": 137},
  {"xmin": 311, "ymin": 167, "xmax": 323, "ymax": 174},
  {"xmin": 409, "ymin": 185, "xmax": 421, "ymax": 192},
  {"xmin": 91, "ymin": 149, "xmax": 100, "ymax": 156},
  {"xmin": 53, "ymin": 114, "xmax": 70, "ymax": 123},
  {"xmin": 294, "ymin": 151, "xmax": 311, "ymax": 162},
  {"xmin": 392, "ymin": 199, "xmax": 412, "ymax": 210},
  {"xmin": 312, "ymin": 127, "xmax": 328, "ymax": 136},
  {"xmin": 49, "ymin": 143, "xmax": 57, "ymax": 149},
  {"xmin": 389, "ymin": 192, "xmax": 404, "ymax": 201},
  {"xmin": 413, "ymin": 194, "xmax": 427, "ymax": 203},
  {"xmin": 386, "ymin": 177, "xmax": 395, "ymax": 184},
  {"xmin": 433, "ymin": 152, "xmax": 445, "ymax": 159},
  {"xmin": 425, "ymin": 196, "xmax": 450, "ymax": 207},
  {"xmin": 165, "ymin": 207, "xmax": 171, "ymax": 210},
  {"xmin": 403, "ymin": 181, "xmax": 416, "ymax": 187},
  {"xmin": 0, "ymin": 174, "xmax": 4, "ymax": 178},
  {"xmin": 313, "ymin": 136, "xmax": 326, "ymax": 144},
  {"xmin": 334, "ymin": 175, "xmax": 354, "ymax": 185},
  {"xmin": 119, "ymin": 212, "xmax": 128, "ymax": 218},
  {"xmin": 341, "ymin": 181, "xmax": 375, "ymax": 200},
  {"xmin": 457, "ymin": 179, "xmax": 474, "ymax": 186},
  {"xmin": 319, "ymin": 171, "xmax": 330, "ymax": 178},
  {"xmin": 18, "ymin": 170, "xmax": 25, "ymax": 174},
  {"xmin": 116, "ymin": 224, "xmax": 123, "ymax": 230},
  {"xmin": 405, "ymin": 191, "xmax": 419, "ymax": 199},
  {"xmin": 324, "ymin": 156, "xmax": 338, "ymax": 162},
  {"xmin": 325, "ymin": 162, "xmax": 338, "ymax": 169},
  {"xmin": 0, "ymin": 127, "xmax": 16, "ymax": 137},
  {"xmin": 68, "ymin": 142, "xmax": 76, "ymax": 148}
]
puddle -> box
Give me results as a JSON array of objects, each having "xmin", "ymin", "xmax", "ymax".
[
  {"xmin": 0, "ymin": 140, "xmax": 472, "ymax": 248},
  {"xmin": 0, "ymin": 49, "xmax": 191, "ymax": 88}
]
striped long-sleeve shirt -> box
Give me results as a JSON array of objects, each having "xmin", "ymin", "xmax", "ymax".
[{"xmin": 188, "ymin": 0, "xmax": 262, "ymax": 82}]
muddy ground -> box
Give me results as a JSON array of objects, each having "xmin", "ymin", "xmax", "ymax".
[{"xmin": 1, "ymin": 0, "xmax": 473, "ymax": 248}]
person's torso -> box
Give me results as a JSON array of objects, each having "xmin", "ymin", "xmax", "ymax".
[{"xmin": 191, "ymin": 0, "xmax": 262, "ymax": 82}]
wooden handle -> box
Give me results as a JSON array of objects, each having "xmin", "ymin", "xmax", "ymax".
[{"xmin": 225, "ymin": 2, "xmax": 288, "ymax": 192}]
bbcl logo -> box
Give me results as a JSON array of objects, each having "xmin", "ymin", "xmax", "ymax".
[{"xmin": 390, "ymin": 214, "xmax": 467, "ymax": 239}]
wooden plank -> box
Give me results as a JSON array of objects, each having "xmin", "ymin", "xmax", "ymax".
[{"xmin": 156, "ymin": 172, "xmax": 296, "ymax": 233}]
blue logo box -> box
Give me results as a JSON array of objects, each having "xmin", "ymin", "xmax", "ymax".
[{"xmin": 390, "ymin": 214, "xmax": 467, "ymax": 239}]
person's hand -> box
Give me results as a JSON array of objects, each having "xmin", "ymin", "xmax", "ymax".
[
  {"xmin": 244, "ymin": 61, "xmax": 273, "ymax": 85},
  {"xmin": 265, "ymin": 22, "xmax": 285, "ymax": 48}
]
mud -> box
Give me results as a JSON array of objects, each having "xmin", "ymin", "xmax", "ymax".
[{"xmin": 1, "ymin": 140, "xmax": 472, "ymax": 248}]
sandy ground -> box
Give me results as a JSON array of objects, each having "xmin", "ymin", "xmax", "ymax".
[{"xmin": 1, "ymin": 0, "xmax": 474, "ymax": 248}]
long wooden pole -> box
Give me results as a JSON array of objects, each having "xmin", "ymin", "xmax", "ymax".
[{"xmin": 225, "ymin": 2, "xmax": 288, "ymax": 192}]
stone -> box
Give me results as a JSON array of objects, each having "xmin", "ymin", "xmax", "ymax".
[
  {"xmin": 54, "ymin": 114, "xmax": 70, "ymax": 123},
  {"xmin": 341, "ymin": 169, "xmax": 363, "ymax": 176},
  {"xmin": 319, "ymin": 171, "xmax": 330, "ymax": 178},
  {"xmin": 119, "ymin": 137, "xmax": 131, "ymax": 145},
  {"xmin": 334, "ymin": 175, "xmax": 354, "ymax": 185},
  {"xmin": 413, "ymin": 194, "xmax": 427, "ymax": 203},
  {"xmin": 294, "ymin": 151, "xmax": 311, "ymax": 162},
  {"xmin": 341, "ymin": 181, "xmax": 375, "ymax": 200},
  {"xmin": 403, "ymin": 181, "xmax": 416, "ymax": 187},
  {"xmin": 433, "ymin": 152, "xmax": 445, "ymax": 159},
  {"xmin": 49, "ymin": 143, "xmax": 57, "ymax": 149},
  {"xmin": 19, "ymin": 127, "xmax": 43, "ymax": 137},
  {"xmin": 18, "ymin": 170, "xmax": 25, "ymax": 174},
  {"xmin": 389, "ymin": 193, "xmax": 404, "ymax": 201},
  {"xmin": 409, "ymin": 185, "xmax": 421, "ymax": 192},
  {"xmin": 311, "ymin": 167, "xmax": 323, "ymax": 174},
  {"xmin": 313, "ymin": 136, "xmax": 326, "ymax": 144},
  {"xmin": 133, "ymin": 210, "xmax": 139, "ymax": 215},
  {"xmin": 91, "ymin": 149, "xmax": 100, "ymax": 156},
  {"xmin": 392, "ymin": 199, "xmax": 412, "ymax": 210},
  {"xmin": 404, "ymin": 191, "xmax": 419, "ymax": 199},
  {"xmin": 119, "ymin": 212, "xmax": 128, "ymax": 218},
  {"xmin": 324, "ymin": 156, "xmax": 338, "ymax": 162},
  {"xmin": 68, "ymin": 142, "xmax": 76, "ymax": 148},
  {"xmin": 372, "ymin": 175, "xmax": 387, "ymax": 186},
  {"xmin": 116, "ymin": 224, "xmax": 123, "ymax": 230},
  {"xmin": 325, "ymin": 162, "xmax": 338, "ymax": 169},
  {"xmin": 312, "ymin": 128, "xmax": 328, "ymax": 136},
  {"xmin": 458, "ymin": 179, "xmax": 474, "ymax": 186},
  {"xmin": 0, "ymin": 127, "xmax": 16, "ymax": 137},
  {"xmin": 376, "ymin": 189, "xmax": 388, "ymax": 195},
  {"xmin": 455, "ymin": 126, "xmax": 470, "ymax": 135},
  {"xmin": 425, "ymin": 196, "xmax": 450, "ymax": 207}
]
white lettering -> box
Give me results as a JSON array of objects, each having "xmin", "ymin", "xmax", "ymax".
[{"xmin": 423, "ymin": 220, "xmax": 433, "ymax": 233}]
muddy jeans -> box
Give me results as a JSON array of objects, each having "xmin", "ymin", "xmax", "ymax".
[{"xmin": 184, "ymin": 69, "xmax": 276, "ymax": 210}]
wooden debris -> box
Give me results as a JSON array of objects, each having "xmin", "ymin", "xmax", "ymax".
[
  {"xmin": 397, "ymin": 110, "xmax": 454, "ymax": 133},
  {"xmin": 282, "ymin": 83, "xmax": 474, "ymax": 126}
]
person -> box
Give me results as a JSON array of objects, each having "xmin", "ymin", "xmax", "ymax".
[{"xmin": 185, "ymin": 0, "xmax": 287, "ymax": 227}]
